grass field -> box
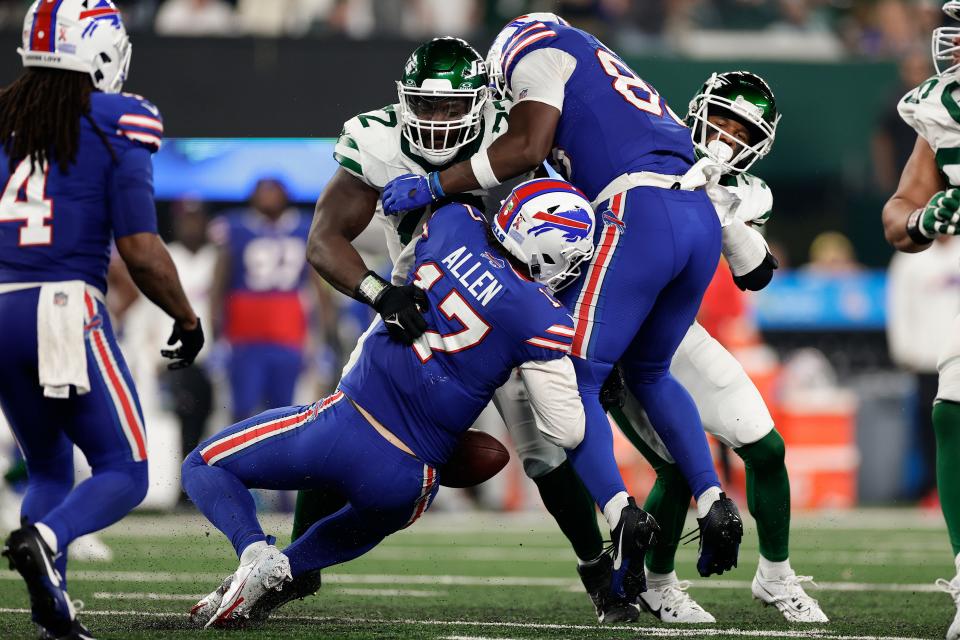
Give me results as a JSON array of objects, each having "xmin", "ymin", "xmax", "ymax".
[{"xmin": 0, "ymin": 509, "xmax": 957, "ymax": 640}]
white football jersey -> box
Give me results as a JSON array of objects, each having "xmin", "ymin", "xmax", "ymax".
[
  {"xmin": 332, "ymin": 99, "xmax": 510, "ymax": 280},
  {"xmin": 716, "ymin": 171, "xmax": 773, "ymax": 227},
  {"xmin": 899, "ymin": 75, "xmax": 960, "ymax": 186}
]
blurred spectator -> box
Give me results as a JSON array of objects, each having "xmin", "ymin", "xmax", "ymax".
[
  {"xmin": 236, "ymin": 0, "xmax": 334, "ymax": 36},
  {"xmin": 208, "ymin": 179, "xmax": 314, "ymax": 421},
  {"xmin": 155, "ymin": 0, "xmax": 239, "ymax": 36},
  {"xmin": 887, "ymin": 237, "xmax": 960, "ymax": 500},
  {"xmin": 406, "ymin": 0, "xmax": 480, "ymax": 37},
  {"xmin": 804, "ymin": 230, "xmax": 863, "ymax": 273},
  {"xmin": 163, "ymin": 199, "xmax": 217, "ymax": 493},
  {"xmin": 873, "ymin": 48, "xmax": 932, "ymax": 194}
]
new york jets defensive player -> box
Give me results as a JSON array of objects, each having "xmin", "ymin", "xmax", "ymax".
[
  {"xmin": 606, "ymin": 71, "xmax": 827, "ymax": 624},
  {"xmin": 285, "ymin": 36, "xmax": 628, "ymax": 623},
  {"xmin": 883, "ymin": 3, "xmax": 960, "ymax": 638}
]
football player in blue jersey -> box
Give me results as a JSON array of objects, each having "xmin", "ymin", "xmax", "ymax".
[
  {"xmin": 182, "ymin": 178, "xmax": 660, "ymax": 628},
  {"xmin": 381, "ymin": 12, "xmax": 743, "ymax": 610},
  {"xmin": 0, "ymin": 2, "xmax": 203, "ymax": 637}
]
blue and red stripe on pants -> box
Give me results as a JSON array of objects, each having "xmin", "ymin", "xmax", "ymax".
[
  {"xmin": 557, "ymin": 185, "xmax": 723, "ymax": 506},
  {"xmin": 182, "ymin": 391, "xmax": 438, "ymax": 576},
  {"xmin": 0, "ymin": 286, "xmax": 148, "ymax": 580}
]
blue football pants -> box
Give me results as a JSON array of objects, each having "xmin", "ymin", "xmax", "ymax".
[
  {"xmin": 558, "ymin": 186, "xmax": 723, "ymax": 508},
  {"xmin": 181, "ymin": 391, "xmax": 438, "ymax": 577},
  {"xmin": 0, "ymin": 288, "xmax": 149, "ymax": 582}
]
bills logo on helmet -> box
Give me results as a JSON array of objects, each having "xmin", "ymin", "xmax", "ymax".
[
  {"xmin": 529, "ymin": 207, "xmax": 592, "ymax": 242},
  {"xmin": 81, "ymin": 1, "xmax": 122, "ymax": 38}
]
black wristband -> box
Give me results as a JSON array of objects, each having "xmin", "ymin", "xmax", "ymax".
[
  {"xmin": 906, "ymin": 209, "xmax": 934, "ymax": 245},
  {"xmin": 355, "ymin": 271, "xmax": 390, "ymax": 307}
]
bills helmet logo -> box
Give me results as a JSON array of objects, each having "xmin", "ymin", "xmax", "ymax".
[
  {"xmin": 529, "ymin": 207, "xmax": 593, "ymax": 242},
  {"xmin": 602, "ymin": 211, "xmax": 626, "ymax": 234},
  {"xmin": 80, "ymin": 1, "xmax": 123, "ymax": 38}
]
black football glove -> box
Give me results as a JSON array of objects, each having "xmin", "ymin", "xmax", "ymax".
[
  {"xmin": 161, "ymin": 318, "xmax": 204, "ymax": 370},
  {"xmin": 600, "ymin": 364, "xmax": 627, "ymax": 411},
  {"xmin": 356, "ymin": 271, "xmax": 429, "ymax": 345},
  {"xmin": 732, "ymin": 251, "xmax": 779, "ymax": 292}
]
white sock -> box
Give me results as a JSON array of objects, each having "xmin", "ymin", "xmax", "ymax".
[
  {"xmin": 34, "ymin": 522, "xmax": 58, "ymax": 554},
  {"xmin": 602, "ymin": 491, "xmax": 630, "ymax": 531},
  {"xmin": 695, "ymin": 486, "xmax": 722, "ymax": 519},
  {"xmin": 239, "ymin": 540, "xmax": 268, "ymax": 565},
  {"xmin": 758, "ymin": 555, "xmax": 793, "ymax": 580},
  {"xmin": 646, "ymin": 569, "xmax": 679, "ymax": 589}
]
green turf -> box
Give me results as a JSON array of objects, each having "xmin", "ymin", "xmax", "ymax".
[{"xmin": 0, "ymin": 510, "xmax": 957, "ymax": 639}]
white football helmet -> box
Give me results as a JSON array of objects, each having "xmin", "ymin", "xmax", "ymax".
[
  {"xmin": 18, "ymin": 0, "xmax": 131, "ymax": 94},
  {"xmin": 934, "ymin": 2, "xmax": 960, "ymax": 77},
  {"xmin": 492, "ymin": 177, "xmax": 595, "ymax": 291},
  {"xmin": 486, "ymin": 13, "xmax": 568, "ymax": 101}
]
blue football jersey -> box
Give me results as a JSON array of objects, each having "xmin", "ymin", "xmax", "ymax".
[
  {"xmin": 0, "ymin": 92, "xmax": 162, "ymax": 293},
  {"xmin": 209, "ymin": 210, "xmax": 312, "ymax": 347},
  {"xmin": 340, "ymin": 203, "xmax": 576, "ymax": 467},
  {"xmin": 498, "ymin": 21, "xmax": 695, "ymax": 201}
]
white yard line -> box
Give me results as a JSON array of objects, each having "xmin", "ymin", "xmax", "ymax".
[
  {"xmin": 0, "ymin": 608, "xmax": 933, "ymax": 640},
  {"xmin": 92, "ymin": 588, "xmax": 442, "ymax": 601},
  {"xmin": 0, "ymin": 570, "xmax": 947, "ymax": 593}
]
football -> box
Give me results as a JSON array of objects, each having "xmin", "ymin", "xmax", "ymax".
[{"xmin": 438, "ymin": 429, "xmax": 510, "ymax": 488}]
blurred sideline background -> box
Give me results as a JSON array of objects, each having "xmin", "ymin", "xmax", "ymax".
[{"xmin": 0, "ymin": 0, "xmax": 950, "ymax": 521}]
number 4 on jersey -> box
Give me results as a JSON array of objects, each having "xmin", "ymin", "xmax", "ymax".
[{"xmin": 0, "ymin": 159, "xmax": 53, "ymax": 246}]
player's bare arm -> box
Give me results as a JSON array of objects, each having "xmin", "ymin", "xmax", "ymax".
[
  {"xmin": 440, "ymin": 100, "xmax": 560, "ymax": 194},
  {"xmin": 306, "ymin": 167, "xmax": 380, "ymax": 297},
  {"xmin": 883, "ymin": 136, "xmax": 946, "ymax": 253},
  {"xmin": 116, "ymin": 232, "xmax": 204, "ymax": 368},
  {"xmin": 308, "ymin": 167, "xmax": 429, "ymax": 344}
]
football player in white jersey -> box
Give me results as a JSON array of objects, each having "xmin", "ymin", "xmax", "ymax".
[
  {"xmin": 883, "ymin": 3, "xmax": 960, "ymax": 638},
  {"xmin": 606, "ymin": 71, "xmax": 827, "ymax": 624},
  {"xmin": 284, "ymin": 36, "xmax": 634, "ymax": 624}
]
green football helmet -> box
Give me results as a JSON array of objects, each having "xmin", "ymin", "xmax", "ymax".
[
  {"xmin": 686, "ymin": 71, "xmax": 781, "ymax": 175},
  {"xmin": 397, "ymin": 37, "xmax": 489, "ymax": 165}
]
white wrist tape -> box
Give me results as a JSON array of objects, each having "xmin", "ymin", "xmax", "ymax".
[
  {"xmin": 470, "ymin": 149, "xmax": 501, "ymax": 190},
  {"xmin": 721, "ymin": 219, "xmax": 768, "ymax": 277}
]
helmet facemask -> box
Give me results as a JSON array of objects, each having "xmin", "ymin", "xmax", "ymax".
[
  {"xmin": 934, "ymin": 2, "xmax": 960, "ymax": 78},
  {"xmin": 688, "ymin": 79, "xmax": 779, "ymax": 175},
  {"xmin": 397, "ymin": 81, "xmax": 487, "ymax": 165}
]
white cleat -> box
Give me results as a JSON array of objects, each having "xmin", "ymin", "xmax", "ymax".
[
  {"xmin": 639, "ymin": 580, "xmax": 716, "ymax": 623},
  {"xmin": 752, "ymin": 570, "xmax": 829, "ymax": 623},
  {"xmin": 936, "ymin": 575, "xmax": 960, "ymax": 640},
  {"xmin": 69, "ymin": 534, "xmax": 114, "ymax": 562},
  {"xmin": 189, "ymin": 574, "xmax": 232, "ymax": 627},
  {"xmin": 207, "ymin": 545, "xmax": 292, "ymax": 628}
]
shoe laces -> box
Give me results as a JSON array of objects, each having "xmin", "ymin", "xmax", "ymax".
[
  {"xmin": 937, "ymin": 577, "xmax": 960, "ymax": 604},
  {"xmin": 764, "ymin": 573, "xmax": 821, "ymax": 607},
  {"xmin": 659, "ymin": 581, "xmax": 705, "ymax": 612}
]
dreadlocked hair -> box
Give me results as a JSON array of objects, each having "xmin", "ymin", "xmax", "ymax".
[{"xmin": 0, "ymin": 68, "xmax": 96, "ymax": 174}]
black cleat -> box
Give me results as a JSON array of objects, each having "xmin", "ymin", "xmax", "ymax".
[
  {"xmin": 37, "ymin": 619, "xmax": 96, "ymax": 639},
  {"xmin": 249, "ymin": 568, "xmax": 322, "ymax": 621},
  {"xmin": 609, "ymin": 497, "xmax": 660, "ymax": 605},
  {"xmin": 576, "ymin": 554, "xmax": 638, "ymax": 624},
  {"xmin": 3, "ymin": 525, "xmax": 77, "ymax": 638},
  {"xmin": 695, "ymin": 492, "xmax": 743, "ymax": 577}
]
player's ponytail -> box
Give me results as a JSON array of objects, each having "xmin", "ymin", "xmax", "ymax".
[{"xmin": 0, "ymin": 68, "xmax": 94, "ymax": 174}]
